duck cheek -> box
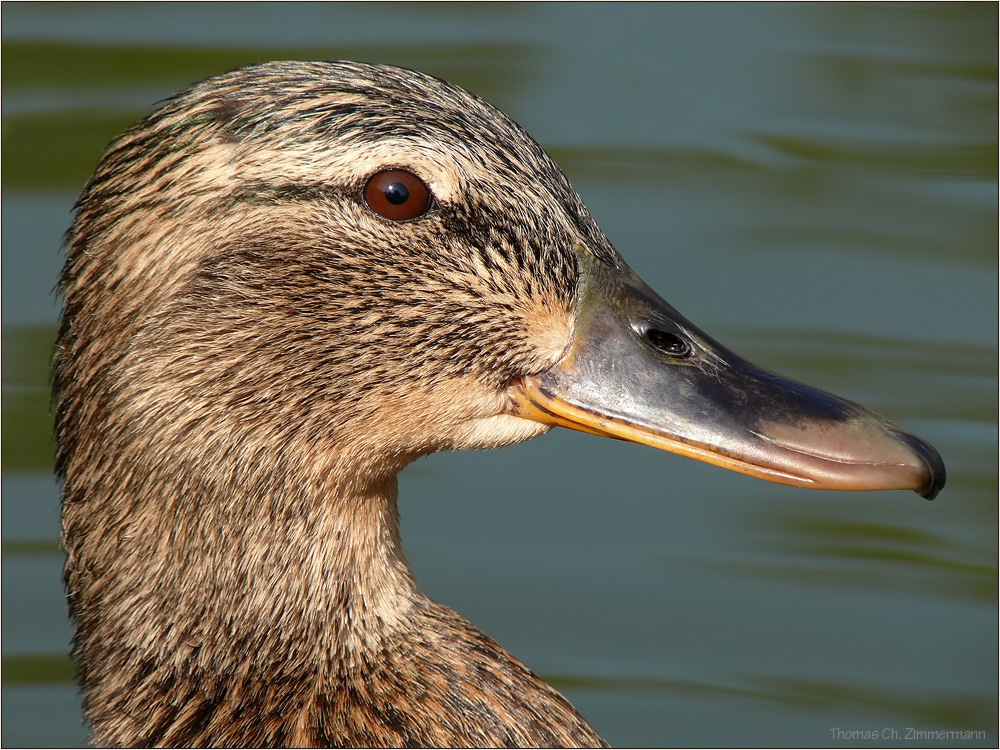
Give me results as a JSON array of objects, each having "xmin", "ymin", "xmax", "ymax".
[
  {"xmin": 352, "ymin": 379, "xmax": 537, "ymax": 459},
  {"xmin": 447, "ymin": 413, "xmax": 553, "ymax": 451}
]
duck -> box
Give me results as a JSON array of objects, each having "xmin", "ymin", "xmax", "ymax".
[{"xmin": 54, "ymin": 60, "xmax": 945, "ymax": 748}]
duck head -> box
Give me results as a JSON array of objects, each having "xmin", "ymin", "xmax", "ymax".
[{"xmin": 59, "ymin": 60, "xmax": 942, "ymax": 509}]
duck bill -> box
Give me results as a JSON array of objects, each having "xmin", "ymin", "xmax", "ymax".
[{"xmin": 508, "ymin": 251, "xmax": 945, "ymax": 500}]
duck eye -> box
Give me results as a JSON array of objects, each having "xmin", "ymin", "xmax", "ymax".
[{"xmin": 364, "ymin": 169, "xmax": 432, "ymax": 221}]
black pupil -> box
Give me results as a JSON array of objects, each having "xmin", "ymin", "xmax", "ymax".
[{"xmin": 385, "ymin": 182, "xmax": 409, "ymax": 205}]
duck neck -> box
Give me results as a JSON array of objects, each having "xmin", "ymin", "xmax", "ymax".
[
  {"xmin": 199, "ymin": 471, "xmax": 424, "ymax": 667},
  {"xmin": 66, "ymin": 438, "xmax": 613, "ymax": 747},
  {"xmin": 69, "ymin": 458, "xmax": 424, "ymax": 688}
]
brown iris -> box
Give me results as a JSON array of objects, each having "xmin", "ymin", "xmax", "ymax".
[{"xmin": 364, "ymin": 169, "xmax": 432, "ymax": 221}]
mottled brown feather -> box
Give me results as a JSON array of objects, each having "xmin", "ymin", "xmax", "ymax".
[{"xmin": 57, "ymin": 60, "xmax": 616, "ymax": 747}]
